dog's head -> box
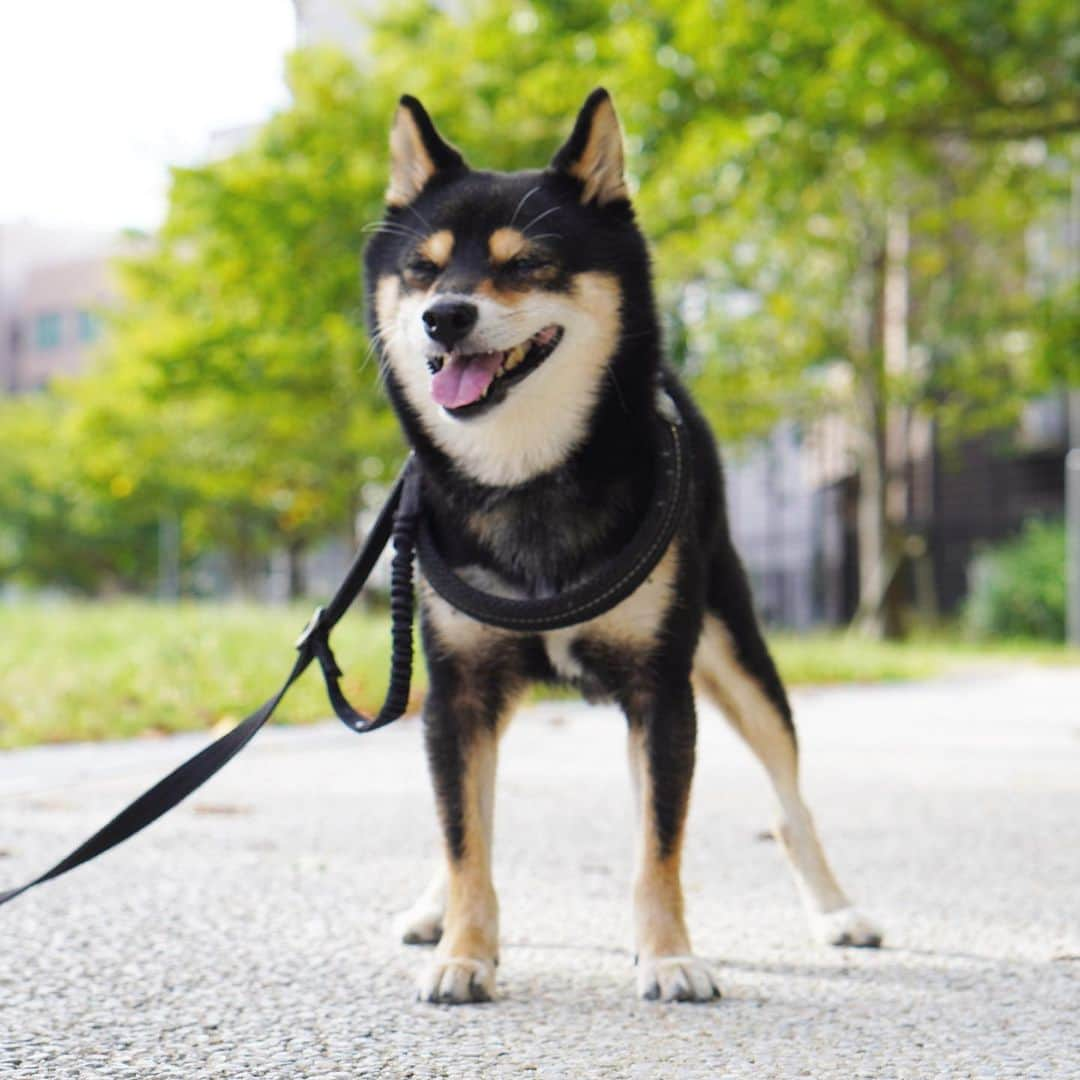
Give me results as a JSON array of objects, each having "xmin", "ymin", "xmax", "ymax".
[{"xmin": 365, "ymin": 90, "xmax": 656, "ymax": 487}]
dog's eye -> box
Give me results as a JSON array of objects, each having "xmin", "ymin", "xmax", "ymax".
[
  {"xmin": 404, "ymin": 257, "xmax": 440, "ymax": 286},
  {"xmin": 502, "ymin": 254, "xmax": 554, "ymax": 276}
]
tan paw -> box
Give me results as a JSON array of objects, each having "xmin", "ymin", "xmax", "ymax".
[
  {"xmin": 417, "ymin": 957, "xmax": 496, "ymax": 1005},
  {"xmin": 813, "ymin": 906, "xmax": 884, "ymax": 948},
  {"xmin": 637, "ymin": 954, "xmax": 721, "ymax": 1003}
]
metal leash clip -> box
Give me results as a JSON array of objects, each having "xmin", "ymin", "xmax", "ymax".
[{"xmin": 295, "ymin": 605, "xmax": 326, "ymax": 650}]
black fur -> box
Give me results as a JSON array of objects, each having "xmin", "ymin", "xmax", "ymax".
[{"xmin": 364, "ymin": 93, "xmax": 793, "ymax": 863}]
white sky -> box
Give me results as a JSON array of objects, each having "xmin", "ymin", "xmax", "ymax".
[{"xmin": 0, "ymin": 0, "xmax": 296, "ymax": 232}]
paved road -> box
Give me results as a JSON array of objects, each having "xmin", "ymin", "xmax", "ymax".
[{"xmin": 2, "ymin": 668, "xmax": 1078, "ymax": 1078}]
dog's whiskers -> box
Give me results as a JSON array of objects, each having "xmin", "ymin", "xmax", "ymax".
[
  {"xmin": 402, "ymin": 203, "xmax": 433, "ymax": 233},
  {"xmin": 359, "ymin": 320, "xmax": 400, "ymax": 383},
  {"xmin": 508, "ymin": 185, "xmax": 541, "ymax": 229},
  {"xmin": 362, "ymin": 222, "xmax": 426, "ymax": 243},
  {"xmin": 521, "ymin": 205, "xmax": 562, "ymax": 236},
  {"xmin": 605, "ymin": 367, "xmax": 630, "ymax": 415},
  {"xmin": 358, "ymin": 326, "xmax": 389, "ymax": 374}
]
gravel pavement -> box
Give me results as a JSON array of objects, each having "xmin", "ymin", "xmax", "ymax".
[{"xmin": 2, "ymin": 667, "xmax": 1078, "ymax": 1078}]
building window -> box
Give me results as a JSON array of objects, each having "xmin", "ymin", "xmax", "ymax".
[
  {"xmin": 34, "ymin": 312, "xmax": 63, "ymax": 350},
  {"xmin": 77, "ymin": 310, "xmax": 102, "ymax": 344}
]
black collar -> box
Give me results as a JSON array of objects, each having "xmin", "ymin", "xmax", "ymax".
[{"xmin": 414, "ymin": 390, "xmax": 690, "ymax": 633}]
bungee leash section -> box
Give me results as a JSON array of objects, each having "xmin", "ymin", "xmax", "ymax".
[{"xmin": 0, "ymin": 395, "xmax": 689, "ymax": 908}]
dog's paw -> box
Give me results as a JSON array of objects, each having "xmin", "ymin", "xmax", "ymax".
[
  {"xmin": 417, "ymin": 957, "xmax": 496, "ymax": 1005},
  {"xmin": 813, "ymin": 906, "xmax": 884, "ymax": 948},
  {"xmin": 637, "ymin": 955, "xmax": 721, "ymax": 1003},
  {"xmin": 394, "ymin": 902, "xmax": 444, "ymax": 946}
]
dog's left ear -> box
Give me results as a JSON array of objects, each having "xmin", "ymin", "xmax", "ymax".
[
  {"xmin": 387, "ymin": 95, "xmax": 467, "ymax": 207},
  {"xmin": 549, "ymin": 88, "xmax": 628, "ymax": 206}
]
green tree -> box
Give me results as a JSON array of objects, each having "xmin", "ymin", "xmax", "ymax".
[
  {"xmin": 75, "ymin": 49, "xmax": 401, "ymax": 594},
  {"xmin": 7, "ymin": 0, "xmax": 1077, "ymax": 623},
  {"xmin": 0, "ymin": 395, "xmax": 160, "ymax": 591},
  {"xmin": 360, "ymin": 0, "xmax": 1078, "ymax": 636}
]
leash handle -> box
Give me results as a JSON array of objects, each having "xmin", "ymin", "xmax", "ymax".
[{"xmin": 0, "ymin": 457, "xmax": 418, "ymax": 908}]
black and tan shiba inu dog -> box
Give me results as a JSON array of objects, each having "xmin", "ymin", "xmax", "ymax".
[{"xmin": 365, "ymin": 89, "xmax": 882, "ymax": 1004}]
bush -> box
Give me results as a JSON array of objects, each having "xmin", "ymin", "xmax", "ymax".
[{"xmin": 965, "ymin": 519, "xmax": 1067, "ymax": 640}]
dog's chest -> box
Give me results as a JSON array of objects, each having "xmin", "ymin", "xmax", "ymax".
[
  {"xmin": 419, "ymin": 539, "xmax": 680, "ymax": 685},
  {"xmin": 462, "ymin": 483, "xmax": 626, "ymax": 588}
]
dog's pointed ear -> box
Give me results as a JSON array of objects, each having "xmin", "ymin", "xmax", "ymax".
[
  {"xmin": 386, "ymin": 95, "xmax": 467, "ymax": 207},
  {"xmin": 549, "ymin": 88, "xmax": 629, "ymax": 206}
]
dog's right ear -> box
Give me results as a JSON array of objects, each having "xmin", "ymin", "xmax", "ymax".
[
  {"xmin": 386, "ymin": 96, "xmax": 467, "ymax": 208},
  {"xmin": 549, "ymin": 88, "xmax": 629, "ymax": 206}
]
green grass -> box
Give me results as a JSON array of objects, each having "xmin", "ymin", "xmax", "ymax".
[
  {"xmin": 0, "ymin": 601, "xmax": 1076, "ymax": 748},
  {"xmin": 0, "ymin": 601, "xmax": 408, "ymax": 749},
  {"xmin": 770, "ymin": 630, "xmax": 1078, "ymax": 686}
]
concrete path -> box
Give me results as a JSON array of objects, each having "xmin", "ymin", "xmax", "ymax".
[{"xmin": 2, "ymin": 668, "xmax": 1078, "ymax": 1078}]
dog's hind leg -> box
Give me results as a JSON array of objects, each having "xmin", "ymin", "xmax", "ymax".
[
  {"xmin": 695, "ymin": 554, "xmax": 883, "ymax": 947},
  {"xmin": 394, "ymin": 862, "xmax": 447, "ymax": 946}
]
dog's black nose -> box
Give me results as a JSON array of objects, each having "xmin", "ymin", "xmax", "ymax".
[{"xmin": 422, "ymin": 300, "xmax": 478, "ymax": 348}]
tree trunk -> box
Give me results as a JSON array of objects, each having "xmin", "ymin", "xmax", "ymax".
[
  {"xmin": 852, "ymin": 210, "xmax": 909, "ymax": 640},
  {"xmin": 855, "ymin": 365, "xmax": 905, "ymax": 639},
  {"xmin": 287, "ymin": 539, "xmax": 307, "ymax": 601},
  {"xmin": 230, "ymin": 519, "xmax": 262, "ymax": 600}
]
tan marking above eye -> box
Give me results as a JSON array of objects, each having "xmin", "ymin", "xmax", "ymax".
[
  {"xmin": 418, "ymin": 229, "xmax": 454, "ymax": 268},
  {"xmin": 488, "ymin": 227, "xmax": 527, "ymax": 265}
]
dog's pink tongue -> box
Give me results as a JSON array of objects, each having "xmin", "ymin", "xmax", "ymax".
[{"xmin": 431, "ymin": 351, "xmax": 504, "ymax": 409}]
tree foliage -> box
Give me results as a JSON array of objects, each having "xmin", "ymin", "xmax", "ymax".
[
  {"xmin": 965, "ymin": 518, "xmax": 1068, "ymax": 640},
  {"xmin": 2, "ymin": 0, "xmax": 1077, "ymax": 597}
]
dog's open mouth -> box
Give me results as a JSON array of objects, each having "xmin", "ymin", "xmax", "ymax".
[{"xmin": 427, "ymin": 325, "xmax": 564, "ymax": 416}]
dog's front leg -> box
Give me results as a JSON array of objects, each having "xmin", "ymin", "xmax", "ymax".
[
  {"xmin": 415, "ymin": 676, "xmax": 502, "ymax": 1005},
  {"xmin": 627, "ymin": 680, "xmax": 721, "ymax": 1003}
]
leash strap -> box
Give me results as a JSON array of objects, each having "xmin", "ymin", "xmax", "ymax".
[
  {"xmin": 0, "ymin": 656, "xmax": 307, "ymax": 907},
  {"xmin": 0, "ymin": 457, "xmax": 418, "ymax": 908}
]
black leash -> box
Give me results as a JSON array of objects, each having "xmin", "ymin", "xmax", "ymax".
[
  {"xmin": 1, "ymin": 394, "xmax": 689, "ymax": 908},
  {"xmin": 0, "ymin": 457, "xmax": 421, "ymax": 908}
]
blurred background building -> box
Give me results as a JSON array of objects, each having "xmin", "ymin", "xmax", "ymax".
[{"xmin": 0, "ymin": 225, "xmax": 124, "ymax": 393}]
